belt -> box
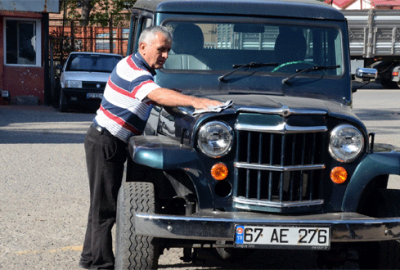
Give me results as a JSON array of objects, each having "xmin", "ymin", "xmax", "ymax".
[
  {"xmin": 91, "ymin": 122, "xmax": 113, "ymax": 137},
  {"xmin": 90, "ymin": 123, "xmax": 128, "ymax": 146}
]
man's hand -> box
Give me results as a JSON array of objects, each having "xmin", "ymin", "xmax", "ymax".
[
  {"xmin": 148, "ymin": 88, "xmax": 222, "ymax": 109},
  {"xmin": 193, "ymin": 97, "xmax": 222, "ymax": 110}
]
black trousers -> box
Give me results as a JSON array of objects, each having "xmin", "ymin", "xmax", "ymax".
[{"xmin": 80, "ymin": 126, "xmax": 128, "ymax": 269}]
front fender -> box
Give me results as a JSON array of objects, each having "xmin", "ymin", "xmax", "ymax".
[
  {"xmin": 128, "ymin": 136, "xmax": 196, "ymax": 170},
  {"xmin": 128, "ymin": 135, "xmax": 215, "ymax": 209},
  {"xmin": 342, "ymin": 151, "xmax": 400, "ymax": 211}
]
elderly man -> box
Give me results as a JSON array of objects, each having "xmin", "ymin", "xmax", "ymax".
[{"xmin": 79, "ymin": 26, "xmax": 221, "ymax": 269}]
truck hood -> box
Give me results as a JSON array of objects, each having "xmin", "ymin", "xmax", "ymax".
[{"xmin": 205, "ymin": 95, "xmax": 357, "ymax": 118}]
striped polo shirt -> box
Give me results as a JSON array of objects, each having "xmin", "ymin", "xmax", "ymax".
[{"xmin": 93, "ymin": 53, "xmax": 160, "ymax": 143}]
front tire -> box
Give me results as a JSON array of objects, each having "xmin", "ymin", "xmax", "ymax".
[
  {"xmin": 115, "ymin": 182, "xmax": 159, "ymax": 270},
  {"xmin": 59, "ymin": 89, "xmax": 68, "ymax": 112},
  {"xmin": 358, "ymin": 189, "xmax": 400, "ymax": 269}
]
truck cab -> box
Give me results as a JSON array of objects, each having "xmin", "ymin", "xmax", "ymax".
[{"xmin": 115, "ymin": 1, "xmax": 400, "ymax": 269}]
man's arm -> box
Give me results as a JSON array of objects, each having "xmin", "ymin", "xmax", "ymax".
[{"xmin": 147, "ymin": 88, "xmax": 221, "ymax": 109}]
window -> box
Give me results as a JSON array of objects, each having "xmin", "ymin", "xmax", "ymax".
[
  {"xmin": 164, "ymin": 21, "xmax": 342, "ymax": 75},
  {"xmin": 95, "ymin": 31, "xmax": 116, "ymax": 50},
  {"xmin": 134, "ymin": 17, "xmax": 153, "ymax": 52},
  {"xmin": 4, "ymin": 18, "xmax": 41, "ymax": 66}
]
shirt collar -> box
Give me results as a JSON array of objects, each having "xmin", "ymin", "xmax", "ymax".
[{"xmin": 134, "ymin": 52, "xmax": 157, "ymax": 76}]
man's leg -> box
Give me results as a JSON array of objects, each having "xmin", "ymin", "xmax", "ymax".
[
  {"xmin": 80, "ymin": 208, "xmax": 93, "ymax": 269},
  {"xmin": 80, "ymin": 126, "xmax": 127, "ymax": 269}
]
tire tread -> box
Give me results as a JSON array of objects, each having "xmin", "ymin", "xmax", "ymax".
[{"xmin": 115, "ymin": 182, "xmax": 159, "ymax": 270}]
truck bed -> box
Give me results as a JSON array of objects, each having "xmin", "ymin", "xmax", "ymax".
[{"xmin": 342, "ymin": 9, "xmax": 400, "ymax": 58}]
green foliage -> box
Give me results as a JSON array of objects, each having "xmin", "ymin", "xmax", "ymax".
[
  {"xmin": 63, "ymin": 0, "xmax": 135, "ymax": 27},
  {"xmin": 63, "ymin": 0, "xmax": 82, "ymax": 20}
]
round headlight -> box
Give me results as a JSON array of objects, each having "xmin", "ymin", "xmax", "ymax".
[
  {"xmin": 329, "ymin": 124, "xmax": 364, "ymax": 163},
  {"xmin": 197, "ymin": 121, "xmax": 233, "ymax": 158}
]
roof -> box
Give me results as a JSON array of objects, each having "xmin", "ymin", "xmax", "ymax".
[
  {"xmin": 324, "ymin": 0, "xmax": 400, "ymax": 9},
  {"xmin": 323, "ymin": 0, "xmax": 357, "ymax": 8},
  {"xmin": 133, "ymin": 0, "xmax": 346, "ymax": 20}
]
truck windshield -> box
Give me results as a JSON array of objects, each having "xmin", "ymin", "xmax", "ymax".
[{"xmin": 163, "ymin": 21, "xmax": 343, "ymax": 76}]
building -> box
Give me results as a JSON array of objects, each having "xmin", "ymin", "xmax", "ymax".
[{"xmin": 0, "ymin": 0, "xmax": 60, "ymax": 105}]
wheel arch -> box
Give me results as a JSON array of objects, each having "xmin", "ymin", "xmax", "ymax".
[
  {"xmin": 127, "ymin": 135, "xmax": 216, "ymax": 209},
  {"xmin": 125, "ymin": 156, "xmax": 211, "ymax": 213},
  {"xmin": 342, "ymin": 151, "xmax": 400, "ymax": 212},
  {"xmin": 356, "ymin": 174, "xmax": 389, "ymax": 216}
]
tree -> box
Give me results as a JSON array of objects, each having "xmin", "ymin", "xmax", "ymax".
[
  {"xmin": 80, "ymin": 0, "xmax": 93, "ymax": 26},
  {"xmin": 63, "ymin": 0, "xmax": 136, "ymax": 26}
]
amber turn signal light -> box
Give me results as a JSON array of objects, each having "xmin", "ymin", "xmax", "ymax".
[
  {"xmin": 211, "ymin": 163, "xmax": 228, "ymax": 181},
  {"xmin": 330, "ymin": 166, "xmax": 348, "ymax": 184}
]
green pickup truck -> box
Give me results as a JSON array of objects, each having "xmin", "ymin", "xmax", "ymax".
[{"xmin": 115, "ymin": 0, "xmax": 400, "ymax": 269}]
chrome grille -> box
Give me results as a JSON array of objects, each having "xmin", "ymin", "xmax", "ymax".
[{"xmin": 233, "ymin": 122, "xmax": 327, "ymax": 213}]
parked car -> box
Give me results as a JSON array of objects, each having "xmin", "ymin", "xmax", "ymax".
[
  {"xmin": 57, "ymin": 52, "xmax": 123, "ymax": 112},
  {"xmin": 116, "ymin": 0, "xmax": 400, "ymax": 269}
]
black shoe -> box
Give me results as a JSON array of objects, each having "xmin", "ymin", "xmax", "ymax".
[{"xmin": 78, "ymin": 260, "xmax": 92, "ymax": 269}]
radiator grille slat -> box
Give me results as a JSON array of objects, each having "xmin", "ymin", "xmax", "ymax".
[
  {"xmin": 269, "ymin": 134, "xmax": 274, "ymax": 201},
  {"xmin": 257, "ymin": 133, "xmax": 263, "ymax": 200}
]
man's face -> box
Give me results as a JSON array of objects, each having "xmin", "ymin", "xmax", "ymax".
[{"xmin": 140, "ymin": 32, "xmax": 171, "ymax": 69}]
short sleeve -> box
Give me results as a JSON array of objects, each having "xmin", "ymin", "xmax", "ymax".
[{"xmin": 134, "ymin": 80, "xmax": 161, "ymax": 101}]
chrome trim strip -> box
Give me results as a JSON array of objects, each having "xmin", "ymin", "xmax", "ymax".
[
  {"xmin": 235, "ymin": 122, "xmax": 328, "ymax": 134},
  {"xmin": 234, "ymin": 162, "xmax": 325, "ymax": 171},
  {"xmin": 233, "ymin": 196, "xmax": 324, "ymax": 208},
  {"xmin": 133, "ymin": 212, "xmax": 400, "ymax": 242},
  {"xmin": 235, "ymin": 106, "xmax": 327, "ymax": 117}
]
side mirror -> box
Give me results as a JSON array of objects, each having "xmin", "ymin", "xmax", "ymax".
[
  {"xmin": 56, "ymin": 64, "xmax": 63, "ymax": 70},
  {"xmin": 355, "ymin": 68, "xmax": 377, "ymax": 82}
]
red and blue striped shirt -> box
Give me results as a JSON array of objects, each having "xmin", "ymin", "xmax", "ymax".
[{"xmin": 94, "ymin": 53, "xmax": 160, "ymax": 143}]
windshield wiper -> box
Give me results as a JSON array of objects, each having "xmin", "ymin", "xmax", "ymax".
[
  {"xmin": 218, "ymin": 62, "xmax": 278, "ymax": 82},
  {"xmin": 282, "ymin": 65, "xmax": 340, "ymax": 85}
]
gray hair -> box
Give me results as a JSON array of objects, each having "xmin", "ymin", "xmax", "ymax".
[{"xmin": 138, "ymin": 26, "xmax": 173, "ymax": 45}]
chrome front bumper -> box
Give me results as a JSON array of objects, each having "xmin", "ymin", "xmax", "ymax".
[{"xmin": 134, "ymin": 210, "xmax": 400, "ymax": 242}]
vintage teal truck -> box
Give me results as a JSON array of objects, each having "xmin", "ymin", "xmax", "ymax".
[{"xmin": 115, "ymin": 0, "xmax": 400, "ymax": 269}]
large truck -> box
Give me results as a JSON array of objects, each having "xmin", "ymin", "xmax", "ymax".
[{"xmin": 342, "ymin": 9, "xmax": 400, "ymax": 88}]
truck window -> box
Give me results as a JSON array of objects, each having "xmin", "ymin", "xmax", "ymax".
[
  {"xmin": 127, "ymin": 13, "xmax": 139, "ymax": 55},
  {"xmin": 129, "ymin": 15, "xmax": 153, "ymax": 54},
  {"xmin": 134, "ymin": 17, "xmax": 153, "ymax": 53}
]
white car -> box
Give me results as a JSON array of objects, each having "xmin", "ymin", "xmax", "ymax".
[{"xmin": 58, "ymin": 52, "xmax": 123, "ymax": 112}]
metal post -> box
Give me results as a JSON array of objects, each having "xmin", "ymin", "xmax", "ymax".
[
  {"xmin": 392, "ymin": 27, "xmax": 397, "ymax": 55},
  {"xmin": 43, "ymin": 13, "xmax": 51, "ymax": 105},
  {"xmin": 71, "ymin": 20, "xmax": 75, "ymax": 51},
  {"xmin": 366, "ymin": 9, "xmax": 374, "ymax": 58},
  {"xmin": 109, "ymin": 17, "xmax": 113, "ymax": 53}
]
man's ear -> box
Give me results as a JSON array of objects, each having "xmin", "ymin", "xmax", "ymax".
[{"xmin": 139, "ymin": 42, "xmax": 147, "ymax": 53}]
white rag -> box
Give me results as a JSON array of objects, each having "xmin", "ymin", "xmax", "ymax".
[{"xmin": 192, "ymin": 100, "xmax": 234, "ymax": 116}]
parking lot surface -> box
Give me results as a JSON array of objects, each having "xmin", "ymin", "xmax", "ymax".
[{"xmin": 1, "ymin": 87, "xmax": 400, "ymax": 269}]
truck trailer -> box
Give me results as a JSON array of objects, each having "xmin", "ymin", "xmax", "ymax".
[{"xmin": 342, "ymin": 9, "xmax": 400, "ymax": 88}]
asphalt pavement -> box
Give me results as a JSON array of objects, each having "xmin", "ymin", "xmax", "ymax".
[{"xmin": 1, "ymin": 87, "xmax": 400, "ymax": 269}]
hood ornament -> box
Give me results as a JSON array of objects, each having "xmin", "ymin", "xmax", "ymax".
[{"xmin": 281, "ymin": 105, "xmax": 292, "ymax": 117}]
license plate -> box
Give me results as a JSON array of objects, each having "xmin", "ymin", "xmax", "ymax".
[
  {"xmin": 234, "ymin": 225, "xmax": 330, "ymax": 250},
  {"xmin": 87, "ymin": 93, "xmax": 103, "ymax": 99}
]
